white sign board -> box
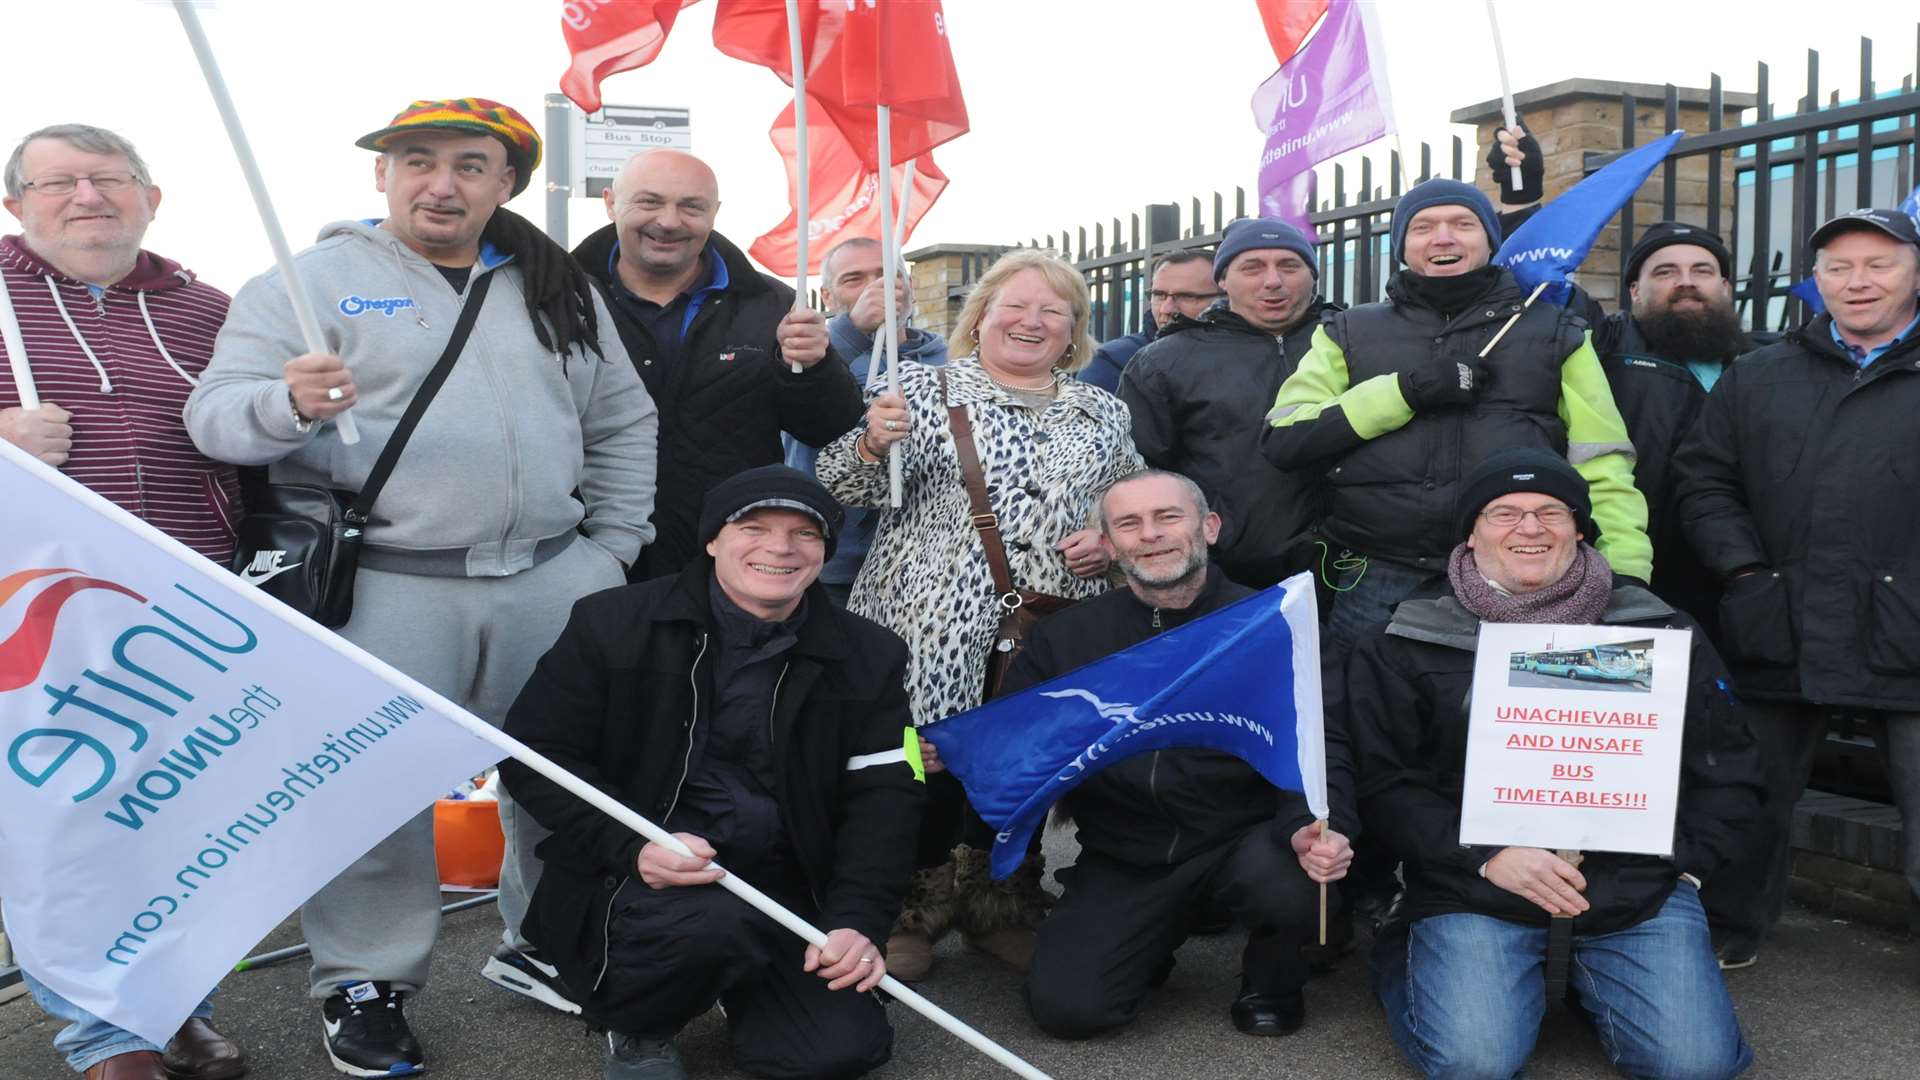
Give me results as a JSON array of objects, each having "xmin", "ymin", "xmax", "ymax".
[
  {"xmin": 1458, "ymin": 623, "xmax": 1692, "ymax": 855},
  {"xmin": 570, "ymin": 104, "xmax": 691, "ymax": 197}
]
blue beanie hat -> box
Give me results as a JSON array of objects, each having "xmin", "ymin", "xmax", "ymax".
[
  {"xmin": 1390, "ymin": 179, "xmax": 1503, "ymax": 267},
  {"xmin": 1213, "ymin": 217, "xmax": 1317, "ymax": 280}
]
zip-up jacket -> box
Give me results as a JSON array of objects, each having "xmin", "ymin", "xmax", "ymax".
[
  {"xmin": 1674, "ymin": 316, "xmax": 1920, "ymax": 710},
  {"xmin": 1120, "ymin": 299, "xmax": 1340, "ymax": 586},
  {"xmin": 1, "ymin": 235, "xmax": 240, "ymax": 562},
  {"xmin": 500, "ymin": 559, "xmax": 926, "ymax": 993},
  {"xmin": 575, "ymin": 226, "xmax": 864, "ymax": 578},
  {"xmin": 998, "ymin": 568, "xmax": 1357, "ymax": 869},
  {"xmin": 186, "ymin": 220, "xmax": 657, "ymax": 575},
  {"xmin": 1347, "ymin": 583, "xmax": 1763, "ymax": 934},
  {"xmin": 1262, "ymin": 268, "xmax": 1652, "ymax": 581}
]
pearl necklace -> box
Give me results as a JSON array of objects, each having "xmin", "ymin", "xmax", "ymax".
[{"xmin": 985, "ymin": 369, "xmax": 1059, "ymax": 392}]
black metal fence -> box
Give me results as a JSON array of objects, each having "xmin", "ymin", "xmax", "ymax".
[{"xmin": 954, "ymin": 30, "xmax": 1919, "ymax": 339}]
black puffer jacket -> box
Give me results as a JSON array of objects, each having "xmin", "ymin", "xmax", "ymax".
[
  {"xmin": 1674, "ymin": 317, "xmax": 1920, "ymax": 710},
  {"xmin": 1347, "ymin": 584, "xmax": 1763, "ymax": 933},
  {"xmin": 998, "ymin": 569, "xmax": 1357, "ymax": 869},
  {"xmin": 1119, "ymin": 300, "xmax": 1340, "ymax": 587},
  {"xmin": 574, "ymin": 226, "xmax": 864, "ymax": 578},
  {"xmin": 500, "ymin": 560, "xmax": 925, "ymax": 995}
]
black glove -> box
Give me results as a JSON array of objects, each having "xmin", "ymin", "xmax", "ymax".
[
  {"xmin": 1485, "ymin": 124, "xmax": 1544, "ymax": 205},
  {"xmin": 1399, "ymin": 355, "xmax": 1480, "ymax": 411}
]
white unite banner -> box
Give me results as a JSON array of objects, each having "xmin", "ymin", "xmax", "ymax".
[
  {"xmin": 0, "ymin": 441, "xmax": 505, "ymax": 1044},
  {"xmin": 1459, "ymin": 622, "xmax": 1692, "ymax": 855}
]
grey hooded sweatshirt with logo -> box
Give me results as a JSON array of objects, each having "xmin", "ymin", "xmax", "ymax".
[{"xmin": 185, "ymin": 220, "xmax": 658, "ymax": 573}]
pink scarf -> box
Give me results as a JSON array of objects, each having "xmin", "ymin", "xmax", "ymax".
[{"xmin": 1446, "ymin": 542, "xmax": 1614, "ymax": 624}]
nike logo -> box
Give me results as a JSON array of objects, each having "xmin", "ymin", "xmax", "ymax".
[
  {"xmin": 239, "ymin": 549, "xmax": 302, "ymax": 586},
  {"xmin": 240, "ymin": 561, "xmax": 302, "ymax": 586},
  {"xmin": 323, "ymin": 1017, "xmax": 342, "ymax": 1038}
]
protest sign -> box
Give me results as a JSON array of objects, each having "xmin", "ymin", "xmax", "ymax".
[
  {"xmin": 0, "ymin": 440, "xmax": 503, "ymax": 1044},
  {"xmin": 1458, "ymin": 622, "xmax": 1691, "ymax": 855}
]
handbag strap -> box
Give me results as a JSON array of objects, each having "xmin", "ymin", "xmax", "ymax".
[
  {"xmin": 345, "ymin": 271, "xmax": 494, "ymax": 524},
  {"xmin": 939, "ymin": 368, "xmax": 1020, "ymax": 604}
]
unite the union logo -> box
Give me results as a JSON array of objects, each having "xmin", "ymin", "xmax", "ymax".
[{"xmin": 0, "ymin": 568, "xmax": 147, "ymax": 693}]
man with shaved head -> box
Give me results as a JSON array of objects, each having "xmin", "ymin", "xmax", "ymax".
[{"xmin": 577, "ymin": 149, "xmax": 864, "ymax": 579}]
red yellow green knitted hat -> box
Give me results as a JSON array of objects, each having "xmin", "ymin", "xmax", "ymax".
[{"xmin": 355, "ymin": 98, "xmax": 541, "ymax": 196}]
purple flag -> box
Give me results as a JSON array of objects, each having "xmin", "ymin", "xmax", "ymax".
[{"xmin": 1250, "ymin": 0, "xmax": 1393, "ymax": 236}]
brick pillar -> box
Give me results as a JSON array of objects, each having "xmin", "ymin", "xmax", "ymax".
[
  {"xmin": 1451, "ymin": 80, "xmax": 1752, "ymax": 310},
  {"xmin": 903, "ymin": 243, "xmax": 1006, "ymax": 344}
]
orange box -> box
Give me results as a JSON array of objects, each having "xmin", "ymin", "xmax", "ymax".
[{"xmin": 434, "ymin": 797, "xmax": 505, "ymax": 889}]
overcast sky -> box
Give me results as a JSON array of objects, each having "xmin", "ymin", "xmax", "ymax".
[{"xmin": 4, "ymin": 1, "xmax": 1914, "ymax": 291}]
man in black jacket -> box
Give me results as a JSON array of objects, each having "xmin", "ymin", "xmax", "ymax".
[
  {"xmin": 1594, "ymin": 222, "xmax": 1755, "ymax": 639},
  {"xmin": 1350, "ymin": 449, "xmax": 1760, "ymax": 1080},
  {"xmin": 1674, "ymin": 207, "xmax": 1920, "ymax": 968},
  {"xmin": 575, "ymin": 150, "xmax": 865, "ymax": 580},
  {"xmin": 501, "ymin": 466, "xmax": 926, "ymax": 1080},
  {"xmin": 1003, "ymin": 470, "xmax": 1355, "ymax": 1040},
  {"xmin": 1121, "ymin": 219, "xmax": 1339, "ymax": 588}
]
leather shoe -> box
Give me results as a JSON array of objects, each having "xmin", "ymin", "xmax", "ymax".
[
  {"xmin": 1230, "ymin": 991, "xmax": 1305, "ymax": 1037},
  {"xmin": 161, "ymin": 1017, "xmax": 247, "ymax": 1079},
  {"xmin": 84, "ymin": 1051, "xmax": 166, "ymax": 1080}
]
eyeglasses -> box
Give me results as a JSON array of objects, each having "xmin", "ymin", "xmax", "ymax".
[
  {"xmin": 1480, "ymin": 505, "xmax": 1575, "ymax": 528},
  {"xmin": 22, "ymin": 172, "xmax": 138, "ymax": 196},
  {"xmin": 1149, "ymin": 290, "xmax": 1223, "ymax": 305}
]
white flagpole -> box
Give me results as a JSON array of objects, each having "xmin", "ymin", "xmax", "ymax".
[
  {"xmin": 0, "ymin": 268, "xmax": 41, "ymax": 409},
  {"xmin": 1484, "ymin": 0, "xmax": 1525, "ymax": 192},
  {"xmin": 866, "ymin": 157, "xmax": 918, "ymax": 394},
  {"xmin": 0, "ymin": 435, "xmax": 1055, "ymax": 1080},
  {"xmin": 876, "ymin": 106, "xmax": 905, "ymax": 507},
  {"xmin": 785, "ymin": 0, "xmax": 810, "ymax": 373},
  {"xmin": 171, "ymin": 1, "xmax": 359, "ymax": 445}
]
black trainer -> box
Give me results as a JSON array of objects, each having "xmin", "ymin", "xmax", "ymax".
[
  {"xmin": 321, "ymin": 981, "xmax": 425, "ymax": 1077},
  {"xmin": 481, "ymin": 943, "xmax": 583, "ymax": 1015},
  {"xmin": 605, "ymin": 1033, "xmax": 688, "ymax": 1080}
]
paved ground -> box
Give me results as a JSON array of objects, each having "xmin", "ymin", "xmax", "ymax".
[
  {"xmin": 5, "ymin": 827, "xmax": 1916, "ymax": 1079},
  {"xmin": 1507, "ymin": 671, "xmax": 1651, "ymax": 694}
]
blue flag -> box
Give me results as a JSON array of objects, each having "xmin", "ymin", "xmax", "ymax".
[
  {"xmin": 1496, "ymin": 129, "xmax": 1686, "ymax": 306},
  {"xmin": 1788, "ymin": 184, "xmax": 1920, "ymax": 317},
  {"xmin": 923, "ymin": 574, "xmax": 1328, "ymax": 878}
]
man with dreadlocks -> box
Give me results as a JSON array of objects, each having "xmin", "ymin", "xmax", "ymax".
[{"xmin": 186, "ymin": 98, "xmax": 657, "ymax": 1077}]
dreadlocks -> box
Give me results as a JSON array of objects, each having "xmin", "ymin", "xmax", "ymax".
[{"xmin": 481, "ymin": 206, "xmax": 604, "ymax": 360}]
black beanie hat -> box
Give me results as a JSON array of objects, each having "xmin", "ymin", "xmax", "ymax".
[
  {"xmin": 699, "ymin": 465, "xmax": 845, "ymax": 562},
  {"xmin": 1390, "ymin": 178, "xmax": 1504, "ymax": 267},
  {"xmin": 1453, "ymin": 448, "xmax": 1595, "ymax": 543},
  {"xmin": 1624, "ymin": 221, "xmax": 1732, "ymax": 284}
]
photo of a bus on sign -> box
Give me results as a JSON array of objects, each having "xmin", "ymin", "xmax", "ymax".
[{"xmin": 1508, "ymin": 638, "xmax": 1655, "ymax": 693}]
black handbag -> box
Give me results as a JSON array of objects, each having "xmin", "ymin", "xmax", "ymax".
[{"xmin": 231, "ymin": 272, "xmax": 493, "ymax": 627}]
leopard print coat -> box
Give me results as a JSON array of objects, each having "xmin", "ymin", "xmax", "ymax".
[{"xmin": 818, "ymin": 356, "xmax": 1143, "ymax": 725}]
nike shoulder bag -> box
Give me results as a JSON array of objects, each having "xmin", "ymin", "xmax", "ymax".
[{"xmin": 231, "ymin": 272, "xmax": 493, "ymax": 628}]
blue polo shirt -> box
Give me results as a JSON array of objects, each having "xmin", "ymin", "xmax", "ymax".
[
  {"xmin": 605, "ymin": 241, "xmax": 730, "ymax": 374},
  {"xmin": 1830, "ymin": 310, "xmax": 1920, "ymax": 368}
]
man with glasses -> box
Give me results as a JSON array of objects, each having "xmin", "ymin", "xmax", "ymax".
[
  {"xmin": 1119, "ymin": 221, "xmax": 1338, "ymax": 588},
  {"xmin": 2, "ymin": 124, "xmax": 248, "ymax": 1080},
  {"xmin": 1080, "ymin": 249, "xmax": 1221, "ymax": 393}
]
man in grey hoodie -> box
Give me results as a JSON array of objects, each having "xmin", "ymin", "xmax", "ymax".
[{"xmin": 184, "ymin": 98, "xmax": 657, "ymax": 1078}]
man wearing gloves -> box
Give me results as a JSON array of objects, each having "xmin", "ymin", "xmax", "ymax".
[
  {"xmin": 501, "ymin": 465, "xmax": 926, "ymax": 1080},
  {"xmin": 185, "ymin": 98, "xmax": 657, "ymax": 1075}
]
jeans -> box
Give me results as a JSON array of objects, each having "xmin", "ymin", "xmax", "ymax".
[
  {"xmin": 1375, "ymin": 887, "xmax": 1751, "ymax": 1080},
  {"xmin": 23, "ymin": 969, "xmax": 213, "ymax": 1073},
  {"xmin": 1323, "ymin": 553, "xmax": 1443, "ymax": 669}
]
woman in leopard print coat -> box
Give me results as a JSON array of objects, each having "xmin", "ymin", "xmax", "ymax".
[{"xmin": 819, "ymin": 250, "xmax": 1143, "ymax": 979}]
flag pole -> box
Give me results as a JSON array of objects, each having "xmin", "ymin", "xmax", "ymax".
[
  {"xmin": 876, "ymin": 105, "xmax": 905, "ymax": 507},
  {"xmin": 0, "ymin": 268, "xmax": 41, "ymax": 410},
  {"xmin": 171, "ymin": 1, "xmax": 360, "ymax": 445},
  {"xmin": 1483, "ymin": 0, "xmax": 1525, "ymax": 192},
  {"xmin": 1316, "ymin": 818, "xmax": 1329, "ymax": 946},
  {"xmin": 1479, "ymin": 281, "xmax": 1552, "ymax": 357},
  {"xmin": 866, "ymin": 157, "xmax": 918, "ymax": 394},
  {"xmin": 784, "ymin": 0, "xmax": 810, "ymax": 373}
]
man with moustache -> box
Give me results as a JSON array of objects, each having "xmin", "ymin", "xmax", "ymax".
[
  {"xmin": 1676, "ymin": 207, "xmax": 1920, "ymax": 969},
  {"xmin": 1121, "ymin": 221, "xmax": 1337, "ymax": 588},
  {"xmin": 577, "ymin": 150, "xmax": 864, "ymax": 580},
  {"xmin": 1081, "ymin": 249, "xmax": 1221, "ymax": 393},
  {"xmin": 1593, "ymin": 223, "xmax": 1756, "ymax": 635},
  {"xmin": 1000, "ymin": 470, "xmax": 1356, "ymax": 1040}
]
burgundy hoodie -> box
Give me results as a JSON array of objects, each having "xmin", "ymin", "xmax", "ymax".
[{"xmin": 1, "ymin": 234, "xmax": 240, "ymax": 563}]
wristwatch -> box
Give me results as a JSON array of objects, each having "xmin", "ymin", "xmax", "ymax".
[{"xmin": 288, "ymin": 389, "xmax": 315, "ymax": 434}]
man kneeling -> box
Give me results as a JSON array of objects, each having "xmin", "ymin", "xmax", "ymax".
[
  {"xmin": 1349, "ymin": 448, "xmax": 1761, "ymax": 1080},
  {"xmin": 501, "ymin": 466, "xmax": 927, "ymax": 1080},
  {"xmin": 998, "ymin": 470, "xmax": 1356, "ymax": 1039}
]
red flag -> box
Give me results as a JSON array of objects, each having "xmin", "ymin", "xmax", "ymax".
[
  {"xmin": 1255, "ymin": 0, "xmax": 1330, "ymax": 65},
  {"xmin": 710, "ymin": 0, "xmax": 847, "ymax": 83},
  {"xmin": 560, "ymin": 0, "xmax": 700, "ymax": 113},
  {"xmin": 750, "ymin": 97, "xmax": 948, "ymax": 278}
]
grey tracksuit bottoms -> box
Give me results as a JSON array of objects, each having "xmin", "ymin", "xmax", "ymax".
[{"xmin": 300, "ymin": 535, "xmax": 627, "ymax": 998}]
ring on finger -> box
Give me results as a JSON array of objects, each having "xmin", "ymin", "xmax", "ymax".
[
  {"xmin": 326, "ymin": 387, "xmax": 344, "ymax": 402},
  {"xmin": 884, "ymin": 420, "xmax": 900, "ymax": 432},
  {"xmin": 858, "ymin": 955, "xmax": 874, "ymax": 964}
]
